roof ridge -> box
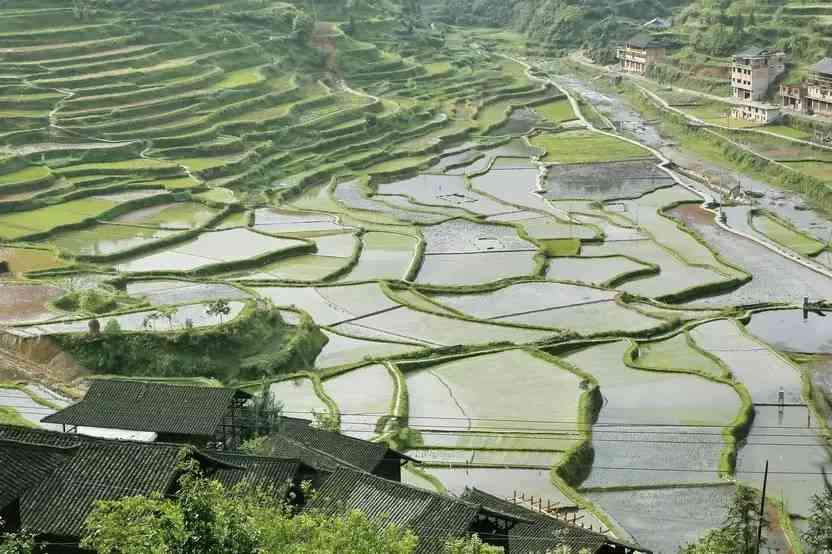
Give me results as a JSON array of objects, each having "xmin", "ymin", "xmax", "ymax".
[
  {"xmin": 89, "ymin": 379, "xmax": 239, "ymax": 391},
  {"xmin": 335, "ymin": 466, "xmax": 482, "ymax": 512},
  {"xmin": 275, "ymin": 432, "xmax": 367, "ymax": 472},
  {"xmin": 215, "ymin": 450, "xmax": 305, "ymax": 464},
  {"xmin": 0, "ymin": 437, "xmax": 78, "ymax": 452}
]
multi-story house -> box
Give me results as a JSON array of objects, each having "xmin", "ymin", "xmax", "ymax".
[
  {"xmin": 805, "ymin": 58, "xmax": 832, "ymax": 115},
  {"xmin": 617, "ymin": 34, "xmax": 667, "ymax": 76},
  {"xmin": 731, "ymin": 47, "xmax": 786, "ymax": 101}
]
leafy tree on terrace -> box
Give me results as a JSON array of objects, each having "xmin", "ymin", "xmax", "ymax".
[
  {"xmin": 678, "ymin": 485, "xmax": 768, "ymax": 554},
  {"xmin": 78, "ymin": 461, "xmax": 509, "ymax": 554},
  {"xmin": 804, "ymin": 488, "xmax": 832, "ymax": 553},
  {"xmin": 206, "ymin": 299, "xmax": 231, "ymax": 326},
  {"xmin": 292, "ymin": 12, "xmax": 316, "ymax": 45}
]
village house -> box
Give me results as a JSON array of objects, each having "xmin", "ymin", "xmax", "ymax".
[
  {"xmin": 308, "ymin": 468, "xmax": 651, "ymax": 554},
  {"xmin": 780, "ymin": 82, "xmax": 806, "ymax": 113},
  {"xmin": 804, "ymin": 58, "xmax": 832, "ymax": 116},
  {"xmin": 41, "ymin": 382, "xmax": 414, "ymax": 481},
  {"xmin": 271, "ymin": 416, "xmax": 414, "ymax": 481},
  {"xmin": 0, "ymin": 428, "xmax": 315, "ymax": 553},
  {"xmin": 460, "ymin": 488, "xmax": 648, "ymax": 553},
  {"xmin": 731, "ymin": 47, "xmax": 786, "ymax": 102},
  {"xmin": 617, "ymin": 34, "xmax": 667, "ymax": 76},
  {"xmin": 729, "ymin": 101, "xmax": 782, "ymax": 123},
  {"xmin": 41, "ymin": 380, "xmax": 253, "ymax": 447}
]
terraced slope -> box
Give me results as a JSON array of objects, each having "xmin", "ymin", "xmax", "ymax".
[{"xmin": 1, "ymin": 2, "xmax": 830, "ymax": 552}]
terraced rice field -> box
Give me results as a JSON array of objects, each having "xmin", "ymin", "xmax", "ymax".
[{"xmin": 2, "ymin": 3, "xmax": 832, "ymax": 551}]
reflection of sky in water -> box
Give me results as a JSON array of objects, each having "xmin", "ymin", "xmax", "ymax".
[
  {"xmin": 736, "ymin": 405, "xmax": 832, "ymax": 516},
  {"xmin": 746, "ymin": 309, "xmax": 832, "ymax": 354}
]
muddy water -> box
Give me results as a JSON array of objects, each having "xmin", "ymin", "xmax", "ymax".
[
  {"xmin": 0, "ymin": 282, "xmax": 64, "ymax": 324},
  {"xmin": 670, "ymin": 204, "xmax": 832, "ymax": 306},
  {"xmin": 547, "ymin": 65, "xmax": 832, "ymax": 250}
]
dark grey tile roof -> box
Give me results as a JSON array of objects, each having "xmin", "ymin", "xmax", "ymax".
[
  {"xmin": 19, "ymin": 441, "xmax": 188, "ymax": 537},
  {"xmin": 0, "ymin": 425, "xmax": 310, "ymax": 539},
  {"xmin": 41, "ymin": 380, "xmax": 251, "ymax": 436},
  {"xmin": 278, "ymin": 417, "xmax": 412, "ymax": 473},
  {"xmin": 735, "ymin": 46, "xmax": 772, "ymax": 58},
  {"xmin": 0, "ymin": 424, "xmax": 95, "ymax": 447},
  {"xmin": 460, "ymin": 488, "xmax": 649, "ymax": 554},
  {"xmin": 0, "ymin": 440, "xmax": 72, "ymax": 510},
  {"xmin": 626, "ymin": 33, "xmax": 665, "ymax": 49},
  {"xmin": 812, "ymin": 57, "xmax": 832, "ymax": 76},
  {"xmin": 210, "ymin": 452, "xmax": 302, "ymax": 491},
  {"xmin": 265, "ymin": 432, "xmax": 359, "ymax": 473},
  {"xmin": 307, "ymin": 468, "xmax": 481, "ymax": 554}
]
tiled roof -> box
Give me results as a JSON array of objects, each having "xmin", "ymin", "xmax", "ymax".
[
  {"xmin": 0, "ymin": 440, "xmax": 72, "ymax": 510},
  {"xmin": 0, "ymin": 425, "xmax": 311, "ymax": 539},
  {"xmin": 734, "ymin": 46, "xmax": 777, "ymax": 58},
  {"xmin": 278, "ymin": 417, "xmax": 412, "ymax": 473},
  {"xmin": 41, "ymin": 380, "xmax": 251, "ymax": 436},
  {"xmin": 307, "ymin": 468, "xmax": 481, "ymax": 554},
  {"xmin": 460, "ymin": 488, "xmax": 648, "ymax": 554},
  {"xmin": 265, "ymin": 432, "xmax": 358, "ymax": 472},
  {"xmin": 211, "ymin": 452, "xmax": 303, "ymax": 491},
  {"xmin": 20, "ymin": 441, "xmax": 188, "ymax": 537},
  {"xmin": 626, "ymin": 33, "xmax": 664, "ymax": 48},
  {"xmin": 0, "ymin": 423, "xmax": 95, "ymax": 446},
  {"xmin": 812, "ymin": 57, "xmax": 832, "ymax": 76}
]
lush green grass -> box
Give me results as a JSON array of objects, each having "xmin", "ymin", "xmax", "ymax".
[
  {"xmin": 0, "ymin": 164, "xmax": 51, "ymax": 186},
  {"xmin": 540, "ymin": 238, "xmax": 581, "ymax": 256},
  {"xmin": 535, "ymin": 98, "xmax": 577, "ymax": 124},
  {"xmin": 0, "ymin": 197, "xmax": 116, "ymax": 239},
  {"xmin": 57, "ymin": 159, "xmax": 180, "ymax": 172},
  {"xmin": 752, "ymin": 212, "xmax": 827, "ymax": 256},
  {"xmin": 783, "ymin": 160, "xmax": 832, "ymax": 181},
  {"xmin": 212, "ymin": 67, "xmax": 264, "ymax": 90},
  {"xmin": 764, "ymin": 125, "xmax": 813, "ymax": 140},
  {"xmin": 531, "ymin": 130, "xmax": 650, "ymax": 163}
]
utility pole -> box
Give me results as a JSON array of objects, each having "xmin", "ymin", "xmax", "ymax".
[{"xmin": 755, "ymin": 460, "xmax": 769, "ymax": 554}]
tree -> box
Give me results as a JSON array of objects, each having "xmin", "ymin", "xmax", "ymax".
[
  {"xmin": 82, "ymin": 495, "xmax": 186, "ymax": 554},
  {"xmin": 679, "ymin": 485, "xmax": 768, "ymax": 554},
  {"xmin": 206, "ymin": 299, "xmax": 231, "ymax": 326},
  {"xmin": 80, "ymin": 464, "xmax": 422, "ymax": 554},
  {"xmin": 158, "ymin": 305, "xmax": 179, "ymax": 330},
  {"xmin": 142, "ymin": 311, "xmax": 162, "ymax": 331},
  {"xmin": 0, "ymin": 529, "xmax": 35, "ymax": 554},
  {"xmin": 103, "ymin": 319, "xmax": 122, "ymax": 334},
  {"xmin": 311, "ymin": 409, "xmax": 341, "ymax": 433},
  {"xmin": 442, "ymin": 535, "xmax": 503, "ymax": 554},
  {"xmin": 291, "ymin": 12, "xmax": 315, "ymax": 45},
  {"xmin": 251, "ymin": 379, "xmax": 283, "ymax": 436},
  {"xmin": 804, "ymin": 489, "xmax": 832, "ymax": 553}
]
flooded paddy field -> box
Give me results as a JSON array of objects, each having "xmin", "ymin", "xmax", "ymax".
[{"xmin": 3, "ymin": 20, "xmax": 832, "ymax": 552}]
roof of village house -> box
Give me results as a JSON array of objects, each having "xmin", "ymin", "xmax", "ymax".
[
  {"xmin": 734, "ymin": 46, "xmax": 781, "ymax": 59},
  {"xmin": 0, "ymin": 423, "xmax": 96, "ymax": 446},
  {"xmin": 0, "ymin": 440, "xmax": 73, "ymax": 510},
  {"xmin": 306, "ymin": 468, "xmax": 489, "ymax": 554},
  {"xmin": 41, "ymin": 380, "xmax": 251, "ymax": 436},
  {"xmin": 625, "ymin": 33, "xmax": 666, "ymax": 49},
  {"xmin": 460, "ymin": 488, "xmax": 650, "ymax": 554},
  {"xmin": 211, "ymin": 452, "xmax": 307, "ymax": 490},
  {"xmin": 0, "ymin": 425, "xmax": 313, "ymax": 539},
  {"xmin": 811, "ymin": 57, "xmax": 832, "ymax": 76},
  {"xmin": 18, "ymin": 441, "xmax": 215, "ymax": 537},
  {"xmin": 265, "ymin": 431, "xmax": 360, "ymax": 473},
  {"xmin": 277, "ymin": 417, "xmax": 414, "ymax": 473}
]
